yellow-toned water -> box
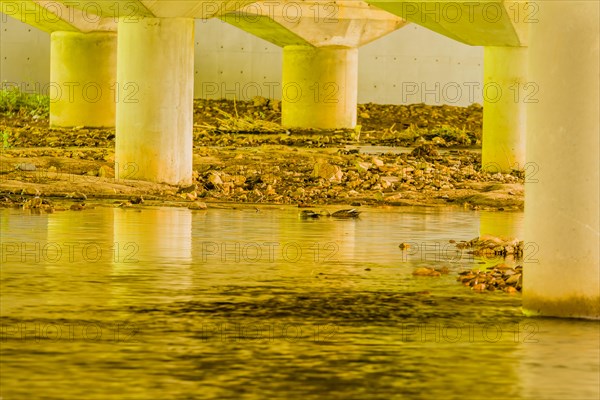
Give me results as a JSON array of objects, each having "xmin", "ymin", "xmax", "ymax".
[{"xmin": 1, "ymin": 206, "xmax": 598, "ymax": 399}]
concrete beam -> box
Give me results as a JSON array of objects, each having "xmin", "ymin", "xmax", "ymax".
[
  {"xmin": 367, "ymin": 0, "xmax": 527, "ymax": 46},
  {"xmin": 222, "ymin": 0, "xmax": 406, "ymax": 48},
  {"xmin": 0, "ymin": 0, "xmax": 116, "ymax": 33},
  {"xmin": 36, "ymin": 0, "xmax": 255, "ymax": 19},
  {"xmin": 219, "ymin": 13, "xmax": 312, "ymax": 47},
  {"xmin": 142, "ymin": 0, "xmax": 254, "ymax": 18}
]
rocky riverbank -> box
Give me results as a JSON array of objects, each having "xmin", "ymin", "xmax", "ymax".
[
  {"xmin": 457, "ymin": 264, "xmax": 523, "ymax": 293},
  {"xmin": 409, "ymin": 235, "xmax": 524, "ymax": 294},
  {"xmin": 457, "ymin": 235, "xmax": 524, "ymax": 293},
  {"xmin": 1, "ymin": 98, "xmax": 522, "ymax": 211}
]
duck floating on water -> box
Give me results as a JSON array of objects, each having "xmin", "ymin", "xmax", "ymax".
[
  {"xmin": 299, "ymin": 208, "xmax": 361, "ymax": 219},
  {"xmin": 331, "ymin": 209, "xmax": 361, "ymax": 219},
  {"xmin": 299, "ymin": 210, "xmax": 321, "ymax": 219}
]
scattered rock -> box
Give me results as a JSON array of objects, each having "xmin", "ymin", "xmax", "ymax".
[
  {"xmin": 270, "ymin": 99, "xmax": 281, "ymax": 112},
  {"xmin": 312, "ymin": 162, "xmax": 343, "ymax": 182},
  {"xmin": 207, "ymin": 172, "xmax": 223, "ymax": 187},
  {"xmin": 66, "ymin": 192, "xmax": 87, "ymax": 200},
  {"xmin": 411, "ymin": 144, "xmax": 439, "ymax": 158},
  {"xmin": 252, "ymin": 96, "xmax": 269, "ymax": 107},
  {"xmin": 434, "ymin": 266, "xmax": 450, "ymax": 275},
  {"xmin": 21, "ymin": 188, "xmax": 40, "ymax": 196},
  {"xmin": 455, "ymin": 235, "xmax": 524, "ymax": 258},
  {"xmin": 384, "ymin": 193, "xmax": 404, "ymax": 203},
  {"xmin": 22, "ymin": 197, "xmax": 42, "ymax": 209},
  {"xmin": 505, "ymin": 273, "xmax": 521, "ymax": 285},
  {"xmin": 412, "ymin": 267, "xmax": 441, "ymax": 277},
  {"xmin": 265, "ymin": 184, "xmax": 276, "ymax": 196},
  {"xmin": 456, "ymin": 263, "xmax": 523, "ymax": 293},
  {"xmin": 188, "ymin": 201, "xmax": 207, "ymax": 210},
  {"xmin": 432, "ymin": 137, "xmax": 446, "ymax": 146},
  {"xmin": 472, "ymin": 283, "xmax": 486, "ymax": 292},
  {"xmin": 356, "ymin": 161, "xmax": 372, "ymax": 173},
  {"xmin": 130, "ymin": 196, "xmax": 144, "ymax": 204},
  {"xmin": 372, "ymin": 157, "xmax": 384, "ymax": 167},
  {"xmin": 178, "ymin": 184, "xmax": 198, "ymax": 194},
  {"xmin": 16, "ymin": 163, "xmax": 36, "ymax": 171},
  {"xmin": 186, "ymin": 192, "xmax": 198, "ymax": 201}
]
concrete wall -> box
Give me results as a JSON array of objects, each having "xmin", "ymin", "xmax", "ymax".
[
  {"xmin": 1, "ymin": 14, "xmax": 484, "ymax": 106},
  {"xmin": 0, "ymin": 14, "xmax": 51, "ymax": 93}
]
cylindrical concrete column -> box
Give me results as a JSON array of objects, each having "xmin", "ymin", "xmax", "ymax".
[
  {"xmin": 115, "ymin": 18, "xmax": 194, "ymax": 185},
  {"xmin": 523, "ymin": 1, "xmax": 599, "ymax": 319},
  {"xmin": 50, "ymin": 31, "xmax": 117, "ymax": 127},
  {"xmin": 481, "ymin": 46, "xmax": 528, "ymax": 173},
  {"xmin": 282, "ymin": 46, "xmax": 358, "ymax": 129}
]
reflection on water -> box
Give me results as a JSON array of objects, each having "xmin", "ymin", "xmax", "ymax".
[{"xmin": 1, "ymin": 206, "xmax": 598, "ymax": 400}]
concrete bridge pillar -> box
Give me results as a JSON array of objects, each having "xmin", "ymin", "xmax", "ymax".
[
  {"xmin": 50, "ymin": 31, "xmax": 117, "ymax": 128},
  {"xmin": 523, "ymin": 1, "xmax": 599, "ymax": 319},
  {"xmin": 481, "ymin": 46, "xmax": 528, "ymax": 173},
  {"xmin": 115, "ymin": 17, "xmax": 194, "ymax": 185},
  {"xmin": 281, "ymin": 46, "xmax": 358, "ymax": 130}
]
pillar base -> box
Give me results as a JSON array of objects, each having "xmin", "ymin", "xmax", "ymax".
[
  {"xmin": 115, "ymin": 18, "xmax": 194, "ymax": 185},
  {"xmin": 282, "ymin": 46, "xmax": 358, "ymax": 130},
  {"xmin": 50, "ymin": 31, "xmax": 117, "ymax": 128},
  {"xmin": 481, "ymin": 46, "xmax": 527, "ymax": 173},
  {"xmin": 523, "ymin": 295, "xmax": 600, "ymax": 320}
]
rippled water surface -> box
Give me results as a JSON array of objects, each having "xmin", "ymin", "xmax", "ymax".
[{"xmin": 1, "ymin": 206, "xmax": 598, "ymax": 400}]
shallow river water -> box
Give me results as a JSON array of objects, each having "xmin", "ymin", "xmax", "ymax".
[{"xmin": 1, "ymin": 206, "xmax": 598, "ymax": 400}]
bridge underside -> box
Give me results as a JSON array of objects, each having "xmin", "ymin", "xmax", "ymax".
[{"xmin": 1, "ymin": 0, "xmax": 599, "ymax": 319}]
